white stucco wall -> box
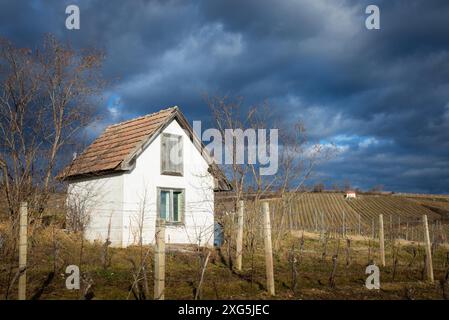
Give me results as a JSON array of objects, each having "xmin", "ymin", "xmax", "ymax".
[
  {"xmin": 66, "ymin": 174, "xmax": 124, "ymax": 246},
  {"xmin": 66, "ymin": 118, "xmax": 215, "ymax": 248},
  {"xmin": 122, "ymin": 119, "xmax": 215, "ymax": 247}
]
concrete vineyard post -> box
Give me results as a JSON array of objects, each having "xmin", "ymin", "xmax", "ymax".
[
  {"xmin": 235, "ymin": 200, "xmax": 244, "ymax": 271},
  {"xmin": 379, "ymin": 214, "xmax": 385, "ymax": 267},
  {"xmin": 422, "ymin": 215, "xmax": 434, "ymax": 283},
  {"xmin": 262, "ymin": 201, "xmax": 275, "ymax": 296},
  {"xmin": 154, "ymin": 218, "xmax": 166, "ymax": 299},
  {"xmin": 18, "ymin": 202, "xmax": 28, "ymax": 300}
]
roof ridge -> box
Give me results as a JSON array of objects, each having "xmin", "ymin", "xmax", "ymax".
[{"xmin": 106, "ymin": 106, "xmax": 178, "ymax": 130}]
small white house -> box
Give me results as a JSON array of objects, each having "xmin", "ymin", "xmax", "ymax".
[
  {"xmin": 345, "ymin": 190, "xmax": 356, "ymax": 199},
  {"xmin": 60, "ymin": 106, "xmax": 230, "ymax": 247}
]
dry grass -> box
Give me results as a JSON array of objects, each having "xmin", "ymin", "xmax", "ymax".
[{"xmin": 1, "ymin": 225, "xmax": 449, "ymax": 300}]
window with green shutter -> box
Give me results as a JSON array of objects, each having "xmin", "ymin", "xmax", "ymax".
[
  {"xmin": 157, "ymin": 188, "xmax": 185, "ymax": 223},
  {"xmin": 160, "ymin": 190, "xmax": 170, "ymax": 220}
]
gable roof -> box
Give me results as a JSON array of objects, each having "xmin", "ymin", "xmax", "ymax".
[{"xmin": 59, "ymin": 106, "xmax": 231, "ymax": 191}]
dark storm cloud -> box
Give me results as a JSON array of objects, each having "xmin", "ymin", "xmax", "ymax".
[{"xmin": 1, "ymin": 0, "xmax": 448, "ymax": 193}]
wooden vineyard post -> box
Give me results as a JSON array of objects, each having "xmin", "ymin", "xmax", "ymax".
[
  {"xmin": 439, "ymin": 220, "xmax": 446, "ymax": 244},
  {"xmin": 154, "ymin": 218, "xmax": 166, "ymax": 299},
  {"xmin": 235, "ymin": 200, "xmax": 244, "ymax": 271},
  {"xmin": 342, "ymin": 211, "xmax": 346, "ymax": 237},
  {"xmin": 18, "ymin": 202, "xmax": 28, "ymax": 300},
  {"xmin": 422, "ymin": 215, "xmax": 434, "ymax": 283},
  {"xmin": 288, "ymin": 203, "xmax": 293, "ymax": 231},
  {"xmin": 319, "ymin": 211, "xmax": 325, "ymax": 242},
  {"xmin": 390, "ymin": 215, "xmax": 393, "ymax": 241},
  {"xmin": 379, "ymin": 214, "xmax": 385, "ymax": 267},
  {"xmin": 406, "ymin": 222, "xmax": 409, "ymax": 241},
  {"xmin": 329, "ymin": 214, "xmax": 337, "ymax": 238},
  {"xmin": 262, "ymin": 201, "xmax": 275, "ymax": 296},
  {"xmin": 358, "ymin": 213, "xmax": 361, "ymax": 235},
  {"xmin": 431, "ymin": 221, "xmax": 435, "ymax": 244},
  {"xmin": 294, "ymin": 205, "xmax": 299, "ymax": 231}
]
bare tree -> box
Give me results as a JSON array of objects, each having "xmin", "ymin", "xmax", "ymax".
[
  {"xmin": 369, "ymin": 185, "xmax": 384, "ymax": 193},
  {"xmin": 128, "ymin": 188, "xmax": 152, "ymax": 300},
  {"xmin": 0, "ymin": 35, "xmax": 104, "ymax": 296},
  {"xmin": 65, "ymin": 185, "xmax": 94, "ymax": 234},
  {"xmin": 207, "ymin": 95, "xmax": 334, "ymax": 287},
  {"xmin": 0, "ymin": 34, "xmax": 104, "ymax": 228},
  {"xmin": 313, "ymin": 183, "xmax": 325, "ymax": 193}
]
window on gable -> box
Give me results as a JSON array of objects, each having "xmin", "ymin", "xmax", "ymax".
[
  {"xmin": 161, "ymin": 133, "xmax": 183, "ymax": 175},
  {"xmin": 158, "ymin": 188, "xmax": 184, "ymax": 223}
]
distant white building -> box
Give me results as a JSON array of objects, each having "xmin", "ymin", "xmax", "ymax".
[
  {"xmin": 345, "ymin": 190, "xmax": 357, "ymax": 199},
  {"xmin": 60, "ymin": 106, "xmax": 230, "ymax": 247}
]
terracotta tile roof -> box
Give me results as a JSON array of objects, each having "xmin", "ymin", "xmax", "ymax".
[{"xmin": 61, "ymin": 106, "xmax": 178, "ymax": 178}]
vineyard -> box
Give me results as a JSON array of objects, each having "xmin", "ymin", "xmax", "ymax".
[
  {"xmin": 266, "ymin": 192, "xmax": 449, "ymax": 243},
  {"xmin": 2, "ymin": 191, "xmax": 449, "ymax": 300},
  {"xmin": 405, "ymin": 197, "xmax": 449, "ymax": 219}
]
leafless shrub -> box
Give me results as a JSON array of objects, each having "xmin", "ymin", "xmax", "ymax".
[
  {"xmin": 30, "ymin": 272, "xmax": 55, "ymax": 300},
  {"xmin": 66, "ymin": 197, "xmax": 91, "ymax": 234},
  {"xmin": 407, "ymin": 246, "xmax": 417, "ymax": 268},
  {"xmin": 329, "ymin": 239, "xmax": 340, "ymax": 288},
  {"xmin": 345, "ymin": 239, "xmax": 351, "ymax": 266},
  {"xmin": 392, "ymin": 243, "xmax": 400, "ymax": 281},
  {"xmin": 288, "ymin": 244, "xmax": 299, "ymax": 293},
  {"xmin": 329, "ymin": 255, "xmax": 338, "ymax": 289},
  {"xmin": 195, "ymin": 249, "xmax": 211, "ymax": 300},
  {"xmin": 127, "ymin": 194, "xmax": 152, "ymax": 300},
  {"xmin": 442, "ymin": 263, "xmax": 449, "ymax": 299},
  {"xmin": 367, "ymin": 239, "xmax": 372, "ymax": 264},
  {"xmin": 81, "ymin": 272, "xmax": 94, "ymax": 300},
  {"xmin": 101, "ymin": 215, "xmax": 112, "ymax": 270},
  {"xmin": 321, "ymin": 232, "xmax": 329, "ymax": 262},
  {"xmin": 422, "ymin": 254, "xmax": 428, "ymax": 281},
  {"xmin": 440, "ymin": 280, "xmax": 449, "ymax": 300},
  {"xmin": 404, "ymin": 286, "xmax": 415, "ymax": 300}
]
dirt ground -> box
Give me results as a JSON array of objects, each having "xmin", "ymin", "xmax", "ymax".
[{"xmin": 1, "ymin": 228, "xmax": 448, "ymax": 300}]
